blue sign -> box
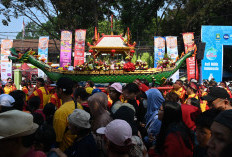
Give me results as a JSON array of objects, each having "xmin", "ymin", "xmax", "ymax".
[{"xmin": 201, "ymin": 26, "xmax": 232, "ymax": 82}]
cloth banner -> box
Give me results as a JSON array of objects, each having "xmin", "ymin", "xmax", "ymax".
[
  {"xmin": 186, "ymin": 56, "xmax": 199, "ymax": 81},
  {"xmin": 154, "ymin": 37, "xmax": 165, "ymax": 67},
  {"xmin": 166, "ymin": 36, "xmax": 178, "ymax": 61},
  {"xmin": 182, "ymin": 32, "xmax": 195, "ymax": 53},
  {"xmin": 60, "ymin": 30, "xmax": 72, "ymax": 67},
  {"xmin": 166, "ymin": 36, "xmax": 179, "ymax": 81},
  {"xmin": 1, "ymin": 39, "xmax": 13, "ymax": 84},
  {"xmin": 38, "ymin": 36, "xmax": 49, "ymax": 78},
  {"xmin": 74, "ymin": 29, "xmax": 86, "ymax": 66}
]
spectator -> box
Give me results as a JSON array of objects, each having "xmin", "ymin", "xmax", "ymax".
[
  {"xmin": 165, "ymin": 92, "xmax": 180, "ymax": 103},
  {"xmin": 28, "ymin": 96, "xmax": 45, "ymax": 120},
  {"xmin": 85, "ymin": 80, "xmax": 94, "ymax": 95},
  {"xmin": 171, "ymin": 80, "xmax": 186, "ymax": 103},
  {"xmin": 74, "ymin": 87, "xmax": 90, "ymax": 113},
  {"xmin": 185, "ymin": 82, "xmax": 199, "ymax": 103},
  {"xmin": 52, "ymin": 109, "xmax": 98, "ymax": 157},
  {"xmin": 0, "ymin": 94, "xmax": 15, "ymax": 113},
  {"xmin": 9, "ymin": 90, "xmax": 26, "ymax": 111},
  {"xmin": 28, "ymin": 78, "xmax": 50, "ymax": 109},
  {"xmin": 149, "ymin": 101, "xmax": 194, "ymax": 157},
  {"xmin": 53, "ymin": 77, "xmax": 83, "ymax": 151},
  {"xmin": 207, "ymin": 110, "xmax": 232, "ymax": 157},
  {"xmin": 0, "ymin": 110, "xmax": 46, "ymax": 157},
  {"xmin": 194, "ymin": 109, "xmax": 221, "ymax": 157},
  {"xmin": 3, "ymin": 77, "xmax": 17, "ymax": 94},
  {"xmin": 97, "ymin": 119, "xmax": 134, "ymax": 157},
  {"xmin": 202, "ymin": 87, "xmax": 232, "ymax": 110},
  {"xmin": 109, "ymin": 83, "xmax": 123, "ymax": 113},
  {"xmin": 88, "ymin": 92, "xmax": 112, "ymax": 132},
  {"xmin": 144, "ymin": 89, "xmax": 165, "ymax": 146},
  {"xmin": 43, "ymin": 103, "xmax": 56, "ymax": 126}
]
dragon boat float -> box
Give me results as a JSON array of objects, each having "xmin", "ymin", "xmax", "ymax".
[{"xmin": 8, "ymin": 28, "xmax": 195, "ymax": 84}]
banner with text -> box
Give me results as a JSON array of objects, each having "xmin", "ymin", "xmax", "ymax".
[
  {"xmin": 1, "ymin": 39, "xmax": 13, "ymax": 83},
  {"xmin": 154, "ymin": 37, "xmax": 165, "ymax": 67},
  {"xmin": 183, "ymin": 32, "xmax": 195, "ymax": 53},
  {"xmin": 38, "ymin": 36, "xmax": 49, "ymax": 78},
  {"xmin": 60, "ymin": 30, "xmax": 72, "ymax": 67},
  {"xmin": 186, "ymin": 56, "xmax": 199, "ymax": 81},
  {"xmin": 201, "ymin": 26, "xmax": 232, "ymax": 82},
  {"xmin": 166, "ymin": 36, "xmax": 179, "ymax": 81},
  {"xmin": 74, "ymin": 29, "xmax": 86, "ymax": 66}
]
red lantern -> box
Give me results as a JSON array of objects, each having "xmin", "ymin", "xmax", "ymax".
[
  {"xmin": 130, "ymin": 49, "xmax": 135, "ymax": 53},
  {"xmin": 111, "ymin": 49, "xmax": 116, "ymax": 57},
  {"xmin": 89, "ymin": 49, "xmax": 93, "ymax": 53}
]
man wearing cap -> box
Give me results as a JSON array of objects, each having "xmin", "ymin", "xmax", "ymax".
[
  {"xmin": 108, "ymin": 82, "xmax": 123, "ymax": 113},
  {"xmin": 207, "ymin": 110, "xmax": 232, "ymax": 157},
  {"xmin": 0, "ymin": 110, "xmax": 46, "ymax": 157},
  {"xmin": 185, "ymin": 82, "xmax": 199, "ymax": 104},
  {"xmin": 171, "ymin": 80, "xmax": 186, "ymax": 103},
  {"xmin": 52, "ymin": 109, "xmax": 97, "ymax": 157},
  {"xmin": 202, "ymin": 87, "xmax": 232, "ymax": 111},
  {"xmin": 0, "ymin": 94, "xmax": 15, "ymax": 113},
  {"xmin": 53, "ymin": 77, "xmax": 83, "ymax": 151}
]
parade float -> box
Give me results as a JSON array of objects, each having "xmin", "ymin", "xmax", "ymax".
[{"xmin": 8, "ymin": 28, "xmax": 196, "ymax": 84}]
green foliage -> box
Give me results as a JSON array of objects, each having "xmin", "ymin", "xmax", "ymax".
[{"xmin": 132, "ymin": 52, "xmax": 154, "ymax": 68}]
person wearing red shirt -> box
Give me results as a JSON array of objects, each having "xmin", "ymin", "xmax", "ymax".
[{"xmin": 149, "ymin": 101, "xmax": 194, "ymax": 157}]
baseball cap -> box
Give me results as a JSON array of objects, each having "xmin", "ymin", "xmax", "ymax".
[
  {"xmin": 110, "ymin": 83, "xmax": 122, "ymax": 93},
  {"xmin": 0, "ymin": 94, "xmax": 15, "ymax": 107},
  {"xmin": 68, "ymin": 109, "xmax": 91, "ymax": 129},
  {"xmin": 214, "ymin": 110, "xmax": 232, "ymax": 131},
  {"xmin": 202, "ymin": 87, "xmax": 230, "ymax": 102},
  {"xmin": 96, "ymin": 119, "xmax": 132, "ymax": 146}
]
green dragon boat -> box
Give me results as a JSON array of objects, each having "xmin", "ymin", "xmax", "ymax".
[{"xmin": 9, "ymin": 48, "xmax": 193, "ymax": 84}]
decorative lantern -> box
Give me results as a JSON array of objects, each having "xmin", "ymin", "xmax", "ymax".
[
  {"xmin": 130, "ymin": 49, "xmax": 135, "ymax": 53},
  {"xmin": 89, "ymin": 49, "xmax": 93, "ymax": 53},
  {"xmin": 111, "ymin": 49, "xmax": 116, "ymax": 56}
]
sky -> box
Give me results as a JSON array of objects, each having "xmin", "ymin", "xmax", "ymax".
[{"xmin": 0, "ymin": 5, "xmax": 164, "ymax": 43}]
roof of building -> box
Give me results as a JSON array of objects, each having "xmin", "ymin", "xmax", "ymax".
[{"xmin": 94, "ymin": 35, "xmax": 127, "ymax": 48}]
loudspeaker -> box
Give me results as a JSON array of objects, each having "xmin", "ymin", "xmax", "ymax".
[{"xmin": 196, "ymin": 42, "xmax": 206, "ymax": 60}]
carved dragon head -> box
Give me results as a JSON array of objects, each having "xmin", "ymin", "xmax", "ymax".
[{"xmin": 8, "ymin": 48, "xmax": 35, "ymax": 63}]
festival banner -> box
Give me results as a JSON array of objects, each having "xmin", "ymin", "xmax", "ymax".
[
  {"xmin": 166, "ymin": 36, "xmax": 179, "ymax": 82},
  {"xmin": 38, "ymin": 36, "xmax": 49, "ymax": 78},
  {"xmin": 1, "ymin": 39, "xmax": 13, "ymax": 83},
  {"xmin": 186, "ymin": 56, "xmax": 199, "ymax": 81},
  {"xmin": 60, "ymin": 30, "xmax": 72, "ymax": 67},
  {"xmin": 154, "ymin": 37, "xmax": 165, "ymax": 67},
  {"xmin": 182, "ymin": 32, "xmax": 195, "ymax": 53},
  {"xmin": 74, "ymin": 29, "xmax": 86, "ymax": 66}
]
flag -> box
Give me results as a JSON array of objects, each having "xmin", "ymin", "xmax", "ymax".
[{"xmin": 22, "ymin": 19, "xmax": 25, "ymax": 39}]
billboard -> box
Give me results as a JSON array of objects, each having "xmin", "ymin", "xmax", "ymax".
[
  {"xmin": 74, "ymin": 29, "xmax": 86, "ymax": 66},
  {"xmin": 201, "ymin": 26, "xmax": 232, "ymax": 82},
  {"xmin": 154, "ymin": 37, "xmax": 165, "ymax": 67},
  {"xmin": 60, "ymin": 30, "xmax": 72, "ymax": 67},
  {"xmin": 38, "ymin": 36, "xmax": 49, "ymax": 78}
]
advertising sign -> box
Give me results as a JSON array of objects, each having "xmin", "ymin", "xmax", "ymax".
[
  {"xmin": 183, "ymin": 32, "xmax": 195, "ymax": 53},
  {"xmin": 38, "ymin": 36, "xmax": 49, "ymax": 78},
  {"xmin": 201, "ymin": 26, "xmax": 232, "ymax": 82},
  {"xmin": 1, "ymin": 39, "xmax": 13, "ymax": 83},
  {"xmin": 186, "ymin": 56, "xmax": 199, "ymax": 81},
  {"xmin": 166, "ymin": 36, "xmax": 179, "ymax": 81},
  {"xmin": 74, "ymin": 29, "xmax": 86, "ymax": 66},
  {"xmin": 60, "ymin": 30, "xmax": 72, "ymax": 67},
  {"xmin": 154, "ymin": 37, "xmax": 165, "ymax": 67}
]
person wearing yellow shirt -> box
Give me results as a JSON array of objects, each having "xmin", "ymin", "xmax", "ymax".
[
  {"xmin": 28, "ymin": 78, "xmax": 50, "ymax": 109},
  {"xmin": 185, "ymin": 82, "xmax": 199, "ymax": 104},
  {"xmin": 4, "ymin": 78, "xmax": 17, "ymax": 94},
  {"xmin": 53, "ymin": 77, "xmax": 83, "ymax": 151},
  {"xmin": 171, "ymin": 80, "xmax": 186, "ymax": 103}
]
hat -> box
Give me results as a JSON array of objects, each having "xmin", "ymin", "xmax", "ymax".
[
  {"xmin": 86, "ymin": 87, "xmax": 94, "ymax": 95},
  {"xmin": 190, "ymin": 79, "xmax": 198, "ymax": 83},
  {"xmin": 0, "ymin": 94, "xmax": 15, "ymax": 107},
  {"xmin": 56, "ymin": 77, "xmax": 74, "ymax": 91},
  {"xmin": 68, "ymin": 109, "xmax": 91, "ymax": 129},
  {"xmin": 202, "ymin": 87, "xmax": 230, "ymax": 102},
  {"xmin": 96, "ymin": 119, "xmax": 132, "ymax": 146},
  {"xmin": 110, "ymin": 83, "xmax": 122, "ymax": 93},
  {"xmin": 188, "ymin": 82, "xmax": 198, "ymax": 91},
  {"xmin": 92, "ymin": 88, "xmax": 102, "ymax": 95},
  {"xmin": 214, "ymin": 110, "xmax": 232, "ymax": 131},
  {"xmin": 0, "ymin": 110, "xmax": 38, "ymax": 139}
]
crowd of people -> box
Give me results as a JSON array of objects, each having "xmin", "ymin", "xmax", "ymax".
[{"xmin": 0, "ymin": 76, "xmax": 232, "ymax": 157}]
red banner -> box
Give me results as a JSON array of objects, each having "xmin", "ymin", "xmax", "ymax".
[
  {"xmin": 186, "ymin": 56, "xmax": 199, "ymax": 81},
  {"xmin": 74, "ymin": 29, "xmax": 86, "ymax": 66},
  {"xmin": 182, "ymin": 32, "xmax": 195, "ymax": 53}
]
